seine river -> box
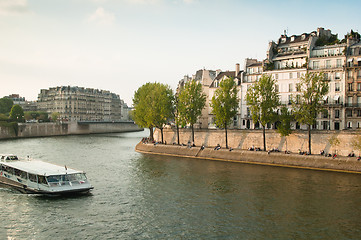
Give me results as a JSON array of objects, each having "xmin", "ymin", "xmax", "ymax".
[{"xmin": 1, "ymin": 130, "xmax": 361, "ymax": 239}]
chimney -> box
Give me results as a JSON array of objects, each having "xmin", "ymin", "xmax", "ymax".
[{"xmin": 235, "ymin": 63, "xmax": 240, "ymax": 77}]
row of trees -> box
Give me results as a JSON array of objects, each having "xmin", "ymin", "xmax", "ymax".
[
  {"xmin": 132, "ymin": 72, "xmax": 328, "ymax": 154},
  {"xmin": 246, "ymin": 72, "xmax": 328, "ymax": 154},
  {"xmin": 132, "ymin": 78, "xmax": 239, "ymax": 147}
]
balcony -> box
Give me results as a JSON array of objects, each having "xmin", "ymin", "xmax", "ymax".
[{"xmin": 345, "ymin": 103, "xmax": 361, "ymax": 108}]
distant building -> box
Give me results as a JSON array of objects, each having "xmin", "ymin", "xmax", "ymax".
[
  {"xmin": 6, "ymin": 94, "xmax": 37, "ymax": 112},
  {"xmin": 37, "ymin": 86, "xmax": 126, "ymax": 122}
]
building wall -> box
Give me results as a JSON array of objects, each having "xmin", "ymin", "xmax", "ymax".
[{"xmin": 37, "ymin": 86, "xmax": 125, "ymax": 122}]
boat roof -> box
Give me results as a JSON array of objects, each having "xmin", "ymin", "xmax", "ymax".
[{"xmin": 0, "ymin": 154, "xmax": 82, "ymax": 176}]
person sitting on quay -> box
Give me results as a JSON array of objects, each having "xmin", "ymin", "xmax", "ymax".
[
  {"xmin": 214, "ymin": 144, "xmax": 221, "ymax": 150},
  {"xmin": 348, "ymin": 152, "xmax": 355, "ymax": 157}
]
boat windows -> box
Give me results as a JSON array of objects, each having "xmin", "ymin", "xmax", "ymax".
[
  {"xmin": 14, "ymin": 169, "xmax": 27, "ymax": 179},
  {"xmin": 38, "ymin": 175, "xmax": 47, "ymax": 185},
  {"xmin": 76, "ymin": 173, "xmax": 87, "ymax": 181},
  {"xmin": 3, "ymin": 166, "xmax": 14, "ymax": 174},
  {"xmin": 28, "ymin": 173, "xmax": 37, "ymax": 183},
  {"xmin": 47, "ymin": 175, "xmax": 61, "ymax": 183},
  {"xmin": 5, "ymin": 156, "xmax": 18, "ymax": 161}
]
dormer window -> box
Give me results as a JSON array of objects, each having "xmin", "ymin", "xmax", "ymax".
[
  {"xmin": 301, "ymin": 34, "xmax": 306, "ymax": 40},
  {"xmin": 291, "ymin": 36, "xmax": 295, "ymax": 42},
  {"xmin": 281, "ymin": 38, "xmax": 286, "ymax": 43}
]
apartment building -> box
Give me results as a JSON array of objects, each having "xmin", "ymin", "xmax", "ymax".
[
  {"xmin": 345, "ymin": 34, "xmax": 361, "ymax": 129},
  {"xmin": 208, "ymin": 64, "xmax": 243, "ymax": 129},
  {"xmin": 37, "ymin": 86, "xmax": 124, "ymax": 122}
]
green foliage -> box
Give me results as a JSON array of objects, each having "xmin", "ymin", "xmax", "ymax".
[
  {"xmin": 292, "ymin": 72, "xmax": 329, "ymax": 127},
  {"xmin": 246, "ymin": 74, "xmax": 280, "ymax": 128},
  {"xmin": 178, "ymin": 80, "xmax": 206, "ymax": 143},
  {"xmin": 0, "ymin": 97, "xmax": 14, "ymax": 114},
  {"xmin": 211, "ymin": 77, "xmax": 239, "ymax": 129},
  {"xmin": 292, "ymin": 72, "xmax": 329, "ymax": 154},
  {"xmin": 211, "ymin": 77, "xmax": 238, "ymax": 148},
  {"xmin": 51, "ymin": 112, "xmax": 60, "ymax": 122},
  {"xmin": 315, "ymin": 34, "xmax": 340, "ymax": 46},
  {"xmin": 9, "ymin": 105, "xmax": 24, "ymax": 122},
  {"xmin": 0, "ymin": 113, "xmax": 9, "ymax": 122},
  {"xmin": 132, "ymin": 82, "xmax": 174, "ymax": 141},
  {"xmin": 24, "ymin": 111, "xmax": 49, "ymax": 122},
  {"xmin": 276, "ymin": 106, "xmax": 293, "ymax": 137},
  {"xmin": 246, "ymin": 74, "xmax": 280, "ymax": 151}
]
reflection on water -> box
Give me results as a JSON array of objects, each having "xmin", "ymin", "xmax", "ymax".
[{"xmin": 1, "ymin": 130, "xmax": 361, "ymax": 239}]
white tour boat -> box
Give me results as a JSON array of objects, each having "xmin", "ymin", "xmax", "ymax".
[{"xmin": 0, "ymin": 154, "xmax": 93, "ymax": 195}]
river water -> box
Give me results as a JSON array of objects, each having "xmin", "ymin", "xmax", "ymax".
[{"xmin": 1, "ymin": 130, "xmax": 361, "ymax": 239}]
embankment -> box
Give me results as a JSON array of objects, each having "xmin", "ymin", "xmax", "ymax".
[
  {"xmin": 0, "ymin": 121, "xmax": 143, "ymax": 140},
  {"xmin": 135, "ymin": 142, "xmax": 361, "ymax": 174},
  {"xmin": 154, "ymin": 128, "xmax": 359, "ymax": 157}
]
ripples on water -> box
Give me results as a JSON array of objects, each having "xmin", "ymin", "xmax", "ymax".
[{"xmin": 1, "ymin": 131, "xmax": 361, "ymax": 239}]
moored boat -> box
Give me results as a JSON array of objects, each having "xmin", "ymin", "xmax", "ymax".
[{"xmin": 0, "ymin": 154, "xmax": 93, "ymax": 195}]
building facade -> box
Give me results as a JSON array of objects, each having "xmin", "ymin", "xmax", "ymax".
[{"xmin": 37, "ymin": 86, "xmax": 125, "ymax": 122}]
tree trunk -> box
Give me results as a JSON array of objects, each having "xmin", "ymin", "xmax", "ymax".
[
  {"xmin": 149, "ymin": 127, "xmax": 154, "ymax": 142},
  {"xmin": 263, "ymin": 125, "xmax": 266, "ymax": 151},
  {"xmin": 191, "ymin": 124, "xmax": 195, "ymax": 144},
  {"xmin": 225, "ymin": 122, "xmax": 228, "ymax": 149},
  {"xmin": 160, "ymin": 128, "xmax": 164, "ymax": 144},
  {"xmin": 308, "ymin": 124, "xmax": 311, "ymax": 154},
  {"xmin": 176, "ymin": 124, "xmax": 180, "ymax": 145}
]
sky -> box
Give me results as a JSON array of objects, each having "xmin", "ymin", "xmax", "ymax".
[{"xmin": 1, "ymin": 0, "xmax": 360, "ymax": 106}]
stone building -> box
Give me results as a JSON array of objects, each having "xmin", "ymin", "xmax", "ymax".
[
  {"xmin": 37, "ymin": 86, "xmax": 125, "ymax": 122},
  {"xmin": 345, "ymin": 33, "xmax": 361, "ymax": 129}
]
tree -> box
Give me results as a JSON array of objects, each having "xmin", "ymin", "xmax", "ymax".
[
  {"xmin": 9, "ymin": 104, "xmax": 24, "ymax": 122},
  {"xmin": 293, "ymin": 72, "xmax": 328, "ymax": 154},
  {"xmin": 178, "ymin": 80, "xmax": 206, "ymax": 144},
  {"xmin": 132, "ymin": 82, "xmax": 174, "ymax": 142},
  {"xmin": 51, "ymin": 112, "xmax": 60, "ymax": 122},
  {"xmin": 152, "ymin": 84, "xmax": 174, "ymax": 143},
  {"xmin": 210, "ymin": 77, "xmax": 239, "ymax": 149},
  {"xmin": 246, "ymin": 74, "xmax": 280, "ymax": 151},
  {"xmin": 276, "ymin": 106, "xmax": 293, "ymax": 152},
  {"xmin": 0, "ymin": 97, "xmax": 13, "ymax": 114}
]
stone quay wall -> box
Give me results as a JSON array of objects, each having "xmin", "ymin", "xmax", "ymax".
[
  {"xmin": 0, "ymin": 122, "xmax": 143, "ymax": 140},
  {"xmin": 153, "ymin": 128, "xmax": 359, "ymax": 157},
  {"xmin": 135, "ymin": 142, "xmax": 361, "ymax": 174}
]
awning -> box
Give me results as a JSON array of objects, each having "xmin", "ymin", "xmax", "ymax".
[
  {"xmin": 334, "ymin": 95, "xmax": 340, "ymax": 101},
  {"xmin": 347, "ymin": 58, "xmax": 353, "ymax": 62}
]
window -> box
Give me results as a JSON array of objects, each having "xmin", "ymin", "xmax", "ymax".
[
  {"xmin": 337, "ymin": 59, "xmax": 342, "ymax": 68},
  {"xmin": 348, "ymin": 96, "xmax": 353, "ymax": 106},
  {"xmin": 358, "ymin": 83, "xmax": 361, "ymax": 91},
  {"xmin": 297, "ymin": 72, "xmax": 300, "ymax": 78},
  {"xmin": 335, "ymin": 83, "xmax": 340, "ymax": 92},
  {"xmin": 347, "ymin": 121, "xmax": 352, "ymax": 129},
  {"xmin": 358, "ymin": 110, "xmax": 361, "ymax": 117},
  {"xmin": 358, "ymin": 70, "xmax": 361, "ymax": 78},
  {"xmin": 347, "ymin": 109, "xmax": 352, "ymax": 117},
  {"xmin": 289, "ymin": 72, "xmax": 293, "ymax": 79},
  {"xmin": 335, "ymin": 72, "xmax": 341, "ymax": 80},
  {"xmin": 313, "ymin": 61, "xmax": 319, "ymax": 69},
  {"xmin": 348, "ymin": 71, "xmax": 353, "ymax": 78},
  {"xmin": 288, "ymin": 95, "xmax": 292, "ymax": 105},
  {"xmin": 275, "ymin": 73, "xmax": 279, "ymax": 80},
  {"xmin": 335, "ymin": 109, "xmax": 340, "ymax": 118},
  {"xmin": 326, "ymin": 60, "xmax": 331, "ymax": 68},
  {"xmin": 358, "ymin": 96, "xmax": 361, "ymax": 105},
  {"xmin": 348, "ymin": 83, "xmax": 353, "ymax": 92},
  {"xmin": 275, "ymin": 84, "xmax": 279, "ymax": 92},
  {"xmin": 334, "ymin": 122, "xmax": 340, "ymax": 130},
  {"xmin": 289, "ymin": 83, "xmax": 293, "ymax": 92},
  {"xmin": 322, "ymin": 110, "xmax": 328, "ymax": 118}
]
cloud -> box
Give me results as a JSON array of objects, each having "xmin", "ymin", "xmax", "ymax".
[
  {"xmin": 0, "ymin": 0, "xmax": 29, "ymax": 16},
  {"xmin": 183, "ymin": 0, "xmax": 196, "ymax": 3},
  {"xmin": 125, "ymin": 0, "xmax": 162, "ymax": 4},
  {"xmin": 87, "ymin": 7, "xmax": 115, "ymax": 26}
]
